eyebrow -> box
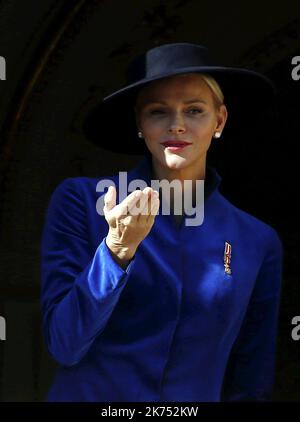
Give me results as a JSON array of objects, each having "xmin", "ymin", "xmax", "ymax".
[{"xmin": 141, "ymin": 98, "xmax": 208, "ymax": 106}]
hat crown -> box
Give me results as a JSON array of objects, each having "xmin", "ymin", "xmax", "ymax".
[{"xmin": 126, "ymin": 42, "xmax": 220, "ymax": 84}]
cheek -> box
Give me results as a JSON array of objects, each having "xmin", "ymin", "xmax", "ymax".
[
  {"xmin": 142, "ymin": 119, "xmax": 164, "ymax": 137},
  {"xmin": 193, "ymin": 115, "xmax": 215, "ymax": 132}
]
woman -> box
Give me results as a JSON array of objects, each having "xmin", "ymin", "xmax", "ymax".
[{"xmin": 40, "ymin": 42, "xmax": 283, "ymax": 402}]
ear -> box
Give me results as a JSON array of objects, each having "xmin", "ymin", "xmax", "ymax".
[{"xmin": 215, "ymin": 104, "xmax": 228, "ymax": 132}]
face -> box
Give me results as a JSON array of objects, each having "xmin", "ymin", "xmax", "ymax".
[{"xmin": 134, "ymin": 73, "xmax": 228, "ymax": 174}]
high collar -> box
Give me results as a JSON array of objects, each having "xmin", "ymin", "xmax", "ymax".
[{"xmin": 129, "ymin": 154, "xmax": 222, "ymax": 201}]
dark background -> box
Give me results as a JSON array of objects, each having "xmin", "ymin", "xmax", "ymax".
[{"xmin": 0, "ymin": 0, "xmax": 299, "ymax": 401}]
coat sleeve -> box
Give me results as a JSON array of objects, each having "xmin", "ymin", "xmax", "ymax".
[
  {"xmin": 221, "ymin": 228, "xmax": 284, "ymax": 402},
  {"xmin": 40, "ymin": 178, "xmax": 135, "ymax": 367}
]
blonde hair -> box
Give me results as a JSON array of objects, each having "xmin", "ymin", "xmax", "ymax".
[
  {"xmin": 175, "ymin": 72, "xmax": 224, "ymax": 108},
  {"xmin": 199, "ymin": 73, "xmax": 224, "ymax": 108}
]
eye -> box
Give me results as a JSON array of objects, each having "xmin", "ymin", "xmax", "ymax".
[
  {"xmin": 187, "ymin": 107, "xmax": 203, "ymax": 114},
  {"xmin": 149, "ymin": 109, "xmax": 165, "ymax": 115}
]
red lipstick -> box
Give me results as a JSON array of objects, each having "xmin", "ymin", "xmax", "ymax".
[{"xmin": 161, "ymin": 140, "xmax": 192, "ymax": 151}]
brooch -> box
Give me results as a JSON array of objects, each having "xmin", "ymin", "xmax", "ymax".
[{"xmin": 224, "ymin": 241, "xmax": 232, "ymax": 275}]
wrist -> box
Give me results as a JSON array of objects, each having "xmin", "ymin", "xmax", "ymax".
[{"xmin": 105, "ymin": 235, "xmax": 136, "ymax": 261}]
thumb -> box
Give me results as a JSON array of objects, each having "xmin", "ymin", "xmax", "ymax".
[{"xmin": 104, "ymin": 186, "xmax": 116, "ymax": 213}]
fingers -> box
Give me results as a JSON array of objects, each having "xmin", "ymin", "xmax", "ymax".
[
  {"xmin": 119, "ymin": 189, "xmax": 143, "ymax": 216},
  {"xmin": 103, "ymin": 186, "xmax": 116, "ymax": 213},
  {"xmin": 105, "ymin": 186, "xmax": 160, "ymax": 219},
  {"xmin": 139, "ymin": 189, "xmax": 159, "ymax": 221},
  {"xmin": 146, "ymin": 191, "xmax": 160, "ymax": 221},
  {"xmin": 133, "ymin": 187, "xmax": 152, "ymax": 217},
  {"xmin": 120, "ymin": 188, "xmax": 150, "ymax": 216},
  {"xmin": 121, "ymin": 187, "xmax": 159, "ymax": 218}
]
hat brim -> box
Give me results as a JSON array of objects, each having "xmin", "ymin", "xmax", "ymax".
[{"xmin": 83, "ymin": 66, "xmax": 276, "ymax": 155}]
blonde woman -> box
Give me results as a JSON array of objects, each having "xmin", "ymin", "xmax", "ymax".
[{"xmin": 40, "ymin": 43, "xmax": 283, "ymax": 402}]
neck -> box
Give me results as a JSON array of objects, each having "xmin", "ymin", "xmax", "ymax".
[{"xmin": 150, "ymin": 156, "xmax": 207, "ymax": 212}]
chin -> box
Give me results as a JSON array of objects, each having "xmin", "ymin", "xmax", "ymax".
[{"xmin": 163, "ymin": 154, "xmax": 188, "ymax": 169}]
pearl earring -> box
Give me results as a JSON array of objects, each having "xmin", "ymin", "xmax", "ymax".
[
  {"xmin": 214, "ymin": 131, "xmax": 221, "ymax": 139},
  {"xmin": 138, "ymin": 131, "xmax": 143, "ymax": 138}
]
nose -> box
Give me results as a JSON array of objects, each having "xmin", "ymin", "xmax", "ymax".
[{"xmin": 168, "ymin": 112, "xmax": 186, "ymax": 134}]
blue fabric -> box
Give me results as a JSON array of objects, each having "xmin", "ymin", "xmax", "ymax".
[{"xmin": 40, "ymin": 154, "xmax": 283, "ymax": 402}]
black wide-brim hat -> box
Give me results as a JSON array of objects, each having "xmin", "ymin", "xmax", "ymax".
[{"xmin": 83, "ymin": 42, "xmax": 276, "ymax": 155}]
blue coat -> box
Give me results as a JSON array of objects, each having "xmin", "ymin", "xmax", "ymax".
[{"xmin": 40, "ymin": 154, "xmax": 283, "ymax": 402}]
